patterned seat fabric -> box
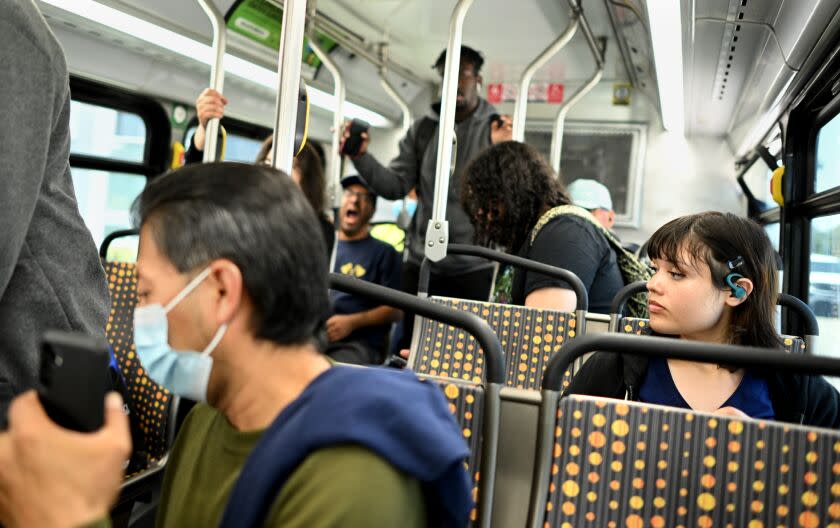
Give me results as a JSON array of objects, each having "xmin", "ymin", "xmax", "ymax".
[
  {"xmin": 424, "ymin": 376, "xmax": 485, "ymax": 527},
  {"xmin": 619, "ymin": 317, "xmax": 806, "ymax": 354},
  {"xmin": 541, "ymin": 395, "xmax": 840, "ymax": 527},
  {"xmin": 413, "ymin": 297, "xmax": 577, "ymax": 390},
  {"xmin": 105, "ymin": 262, "xmax": 172, "ymax": 468}
]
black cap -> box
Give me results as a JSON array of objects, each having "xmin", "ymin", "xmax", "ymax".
[{"xmin": 340, "ymin": 174, "xmax": 378, "ymax": 203}]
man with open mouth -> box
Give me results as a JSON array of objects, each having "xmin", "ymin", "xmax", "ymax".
[{"xmin": 326, "ymin": 175, "xmax": 403, "ymax": 365}]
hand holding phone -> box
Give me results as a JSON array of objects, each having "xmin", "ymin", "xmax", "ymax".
[
  {"xmin": 341, "ymin": 119, "xmax": 370, "ymax": 158},
  {"xmin": 39, "ymin": 330, "xmax": 111, "ymax": 433}
]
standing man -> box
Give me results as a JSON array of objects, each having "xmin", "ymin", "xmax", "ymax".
[
  {"xmin": 345, "ymin": 45, "xmax": 512, "ymax": 347},
  {"xmin": 0, "ymin": 0, "xmax": 110, "ymax": 420},
  {"xmin": 327, "ymin": 175, "xmax": 402, "ymax": 364}
]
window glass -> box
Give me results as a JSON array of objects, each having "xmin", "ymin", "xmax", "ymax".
[
  {"xmin": 815, "ymin": 113, "xmax": 840, "ymax": 193},
  {"xmin": 742, "ymin": 159, "xmax": 774, "ymax": 205},
  {"xmin": 71, "ymin": 169, "xmax": 145, "ymax": 261},
  {"xmin": 69, "ymin": 101, "xmax": 146, "ymax": 162},
  {"xmin": 809, "ymin": 215, "xmax": 840, "ymax": 388},
  {"xmin": 184, "ymin": 127, "xmax": 265, "ymax": 163}
]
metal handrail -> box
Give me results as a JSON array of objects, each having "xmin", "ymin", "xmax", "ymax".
[
  {"xmin": 270, "ymin": 0, "xmax": 308, "ymax": 175},
  {"xmin": 512, "ymin": 0, "xmax": 581, "ymax": 141},
  {"xmin": 378, "ymin": 43, "xmax": 412, "ymax": 136},
  {"xmin": 549, "ymin": 13, "xmax": 605, "ymax": 173},
  {"xmin": 197, "ymin": 0, "xmax": 226, "ymax": 163},
  {"xmin": 328, "ymin": 273, "xmax": 505, "ymax": 384},
  {"xmin": 424, "ymin": 0, "xmax": 475, "ymax": 263},
  {"xmin": 307, "ymin": 18, "xmax": 345, "ymax": 209}
]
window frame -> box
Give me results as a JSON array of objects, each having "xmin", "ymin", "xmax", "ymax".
[{"xmin": 69, "ymin": 76, "xmax": 170, "ymax": 179}]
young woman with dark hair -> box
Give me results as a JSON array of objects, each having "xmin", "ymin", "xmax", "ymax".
[{"xmin": 568, "ymin": 211, "xmax": 840, "ymax": 427}]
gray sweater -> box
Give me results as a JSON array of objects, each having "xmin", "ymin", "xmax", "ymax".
[
  {"xmin": 353, "ymin": 98, "xmax": 497, "ymax": 274},
  {"xmin": 0, "ymin": 0, "xmax": 110, "ymax": 398}
]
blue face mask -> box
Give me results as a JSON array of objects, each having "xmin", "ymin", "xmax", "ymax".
[
  {"xmin": 133, "ymin": 268, "xmax": 228, "ymax": 402},
  {"xmin": 393, "ymin": 199, "xmax": 417, "ymax": 230}
]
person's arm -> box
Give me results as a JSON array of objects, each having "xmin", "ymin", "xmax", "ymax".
[
  {"xmin": 345, "ymin": 121, "xmax": 420, "ymax": 200},
  {"xmin": 0, "ymin": 21, "xmax": 56, "ymax": 301},
  {"xmin": 183, "ymin": 88, "xmax": 228, "ymax": 165},
  {"xmin": 522, "ymin": 218, "xmax": 602, "ymax": 312},
  {"xmin": 326, "ymin": 306, "xmax": 401, "ymax": 343},
  {"xmin": 804, "ymin": 375, "xmax": 840, "ymax": 429},
  {"xmin": 0, "ymin": 392, "xmax": 130, "ymax": 528},
  {"xmin": 265, "ymin": 445, "xmax": 425, "ymax": 528}
]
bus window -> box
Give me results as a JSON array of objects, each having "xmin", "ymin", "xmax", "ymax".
[
  {"xmin": 809, "ymin": 216, "xmax": 840, "ymax": 386},
  {"xmin": 184, "ymin": 127, "xmax": 265, "ymax": 163},
  {"xmin": 70, "ymin": 101, "xmax": 146, "ymax": 163},
  {"xmin": 815, "ymin": 113, "xmax": 840, "ymax": 194}
]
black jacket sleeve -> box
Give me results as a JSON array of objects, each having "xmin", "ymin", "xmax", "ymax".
[
  {"xmin": 803, "ymin": 375, "xmax": 840, "ymax": 429},
  {"xmin": 184, "ymin": 134, "xmax": 204, "ymax": 165},
  {"xmin": 564, "ymin": 352, "xmax": 627, "ymax": 398}
]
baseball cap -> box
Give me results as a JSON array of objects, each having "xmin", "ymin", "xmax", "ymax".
[
  {"xmin": 340, "ymin": 174, "xmax": 378, "ymax": 203},
  {"xmin": 567, "ymin": 179, "xmax": 613, "ymax": 211}
]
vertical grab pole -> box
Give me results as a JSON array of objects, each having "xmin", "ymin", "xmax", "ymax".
[
  {"xmin": 270, "ymin": 0, "xmax": 309, "ymax": 175},
  {"xmin": 425, "ymin": 0, "xmax": 475, "ymax": 263},
  {"xmin": 550, "ymin": 15, "xmax": 605, "ymax": 174},
  {"xmin": 378, "ymin": 44, "xmax": 413, "ymax": 136},
  {"xmin": 307, "ymin": 19, "xmax": 345, "ymax": 209},
  {"xmin": 511, "ymin": 0, "xmax": 581, "ymax": 142},
  {"xmin": 197, "ymin": 0, "xmax": 226, "ymax": 163}
]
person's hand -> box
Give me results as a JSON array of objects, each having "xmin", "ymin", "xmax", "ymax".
[
  {"xmin": 399, "ymin": 348, "xmax": 410, "ymax": 359},
  {"xmin": 326, "ymin": 314, "xmax": 357, "ymax": 342},
  {"xmin": 714, "ymin": 406, "xmax": 750, "ymax": 419},
  {"xmin": 0, "ymin": 391, "xmax": 131, "ymax": 528},
  {"xmin": 490, "ymin": 114, "xmax": 513, "ymax": 144},
  {"xmin": 339, "ymin": 120, "xmax": 370, "ymax": 159},
  {"xmin": 193, "ymin": 88, "xmax": 228, "ymax": 151}
]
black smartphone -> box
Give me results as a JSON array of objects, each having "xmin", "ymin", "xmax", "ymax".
[
  {"xmin": 39, "ymin": 330, "xmax": 111, "ymax": 433},
  {"xmin": 341, "ymin": 118, "xmax": 370, "ymax": 157}
]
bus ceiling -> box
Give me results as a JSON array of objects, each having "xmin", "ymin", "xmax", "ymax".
[{"xmin": 37, "ymin": 0, "xmax": 840, "ymax": 155}]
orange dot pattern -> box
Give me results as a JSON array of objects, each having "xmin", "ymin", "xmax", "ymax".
[
  {"xmin": 413, "ymin": 297, "xmax": 578, "ymax": 390},
  {"xmin": 541, "ymin": 395, "xmax": 840, "ymax": 527},
  {"xmin": 619, "ymin": 317, "xmax": 806, "ymax": 355},
  {"xmin": 105, "ymin": 262, "xmax": 172, "ymax": 471},
  {"xmin": 424, "ymin": 377, "xmax": 484, "ymax": 526}
]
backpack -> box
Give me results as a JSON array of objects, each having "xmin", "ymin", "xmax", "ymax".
[{"xmin": 530, "ymin": 205, "xmax": 652, "ymax": 317}]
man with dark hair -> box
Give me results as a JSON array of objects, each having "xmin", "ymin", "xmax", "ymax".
[
  {"xmin": 0, "ymin": 162, "xmax": 472, "ymax": 527},
  {"xmin": 344, "ymin": 45, "xmax": 512, "ymax": 348},
  {"xmin": 0, "ymin": 0, "xmax": 110, "ymax": 422},
  {"xmin": 327, "ymin": 175, "xmax": 401, "ymax": 364}
]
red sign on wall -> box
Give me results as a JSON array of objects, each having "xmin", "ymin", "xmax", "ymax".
[
  {"xmin": 487, "ymin": 82, "xmax": 564, "ymax": 104},
  {"xmin": 486, "ymin": 83, "xmax": 504, "ymax": 104},
  {"xmin": 547, "ymin": 83, "xmax": 564, "ymax": 103}
]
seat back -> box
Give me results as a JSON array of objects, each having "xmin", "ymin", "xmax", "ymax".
[
  {"xmin": 618, "ymin": 316, "xmax": 806, "ymax": 354},
  {"xmin": 104, "ymin": 261, "xmax": 173, "ymax": 465},
  {"xmin": 422, "ymin": 377, "xmax": 487, "ymax": 526},
  {"xmin": 411, "ymin": 297, "xmax": 579, "ymax": 390},
  {"xmin": 534, "ymin": 394, "xmax": 840, "ymax": 527}
]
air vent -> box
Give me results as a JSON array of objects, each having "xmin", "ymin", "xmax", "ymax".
[{"xmin": 713, "ymin": 0, "xmax": 749, "ymax": 101}]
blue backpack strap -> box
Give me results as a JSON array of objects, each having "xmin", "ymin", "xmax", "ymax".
[{"xmin": 219, "ymin": 366, "xmax": 471, "ymax": 528}]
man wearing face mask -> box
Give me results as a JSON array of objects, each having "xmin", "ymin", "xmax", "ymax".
[
  {"xmin": 344, "ymin": 45, "xmax": 513, "ymax": 350},
  {"xmin": 133, "ymin": 162, "xmax": 469, "ymax": 526}
]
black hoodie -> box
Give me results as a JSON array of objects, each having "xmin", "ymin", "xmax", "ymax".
[{"xmin": 566, "ymin": 352, "xmax": 840, "ymax": 429}]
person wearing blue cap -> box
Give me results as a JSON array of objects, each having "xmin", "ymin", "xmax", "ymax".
[
  {"xmin": 327, "ymin": 174, "xmax": 402, "ymax": 365},
  {"xmin": 567, "ymin": 179, "xmax": 616, "ymax": 231}
]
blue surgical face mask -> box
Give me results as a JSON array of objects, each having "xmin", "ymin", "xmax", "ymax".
[
  {"xmin": 393, "ymin": 199, "xmax": 417, "ymax": 230},
  {"xmin": 133, "ymin": 268, "xmax": 228, "ymax": 402}
]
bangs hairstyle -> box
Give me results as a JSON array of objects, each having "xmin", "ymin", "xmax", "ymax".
[
  {"xmin": 461, "ymin": 141, "xmax": 570, "ymax": 251},
  {"xmin": 647, "ymin": 211, "xmax": 782, "ymax": 349},
  {"xmin": 132, "ymin": 162, "xmax": 330, "ymax": 347}
]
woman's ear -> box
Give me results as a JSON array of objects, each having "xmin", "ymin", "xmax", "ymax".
[{"xmin": 724, "ymin": 276, "xmax": 754, "ymax": 306}]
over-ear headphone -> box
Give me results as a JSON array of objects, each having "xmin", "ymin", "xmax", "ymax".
[
  {"xmin": 725, "ymin": 256, "xmax": 747, "ymax": 300},
  {"xmin": 726, "ymin": 273, "xmax": 747, "ymax": 299}
]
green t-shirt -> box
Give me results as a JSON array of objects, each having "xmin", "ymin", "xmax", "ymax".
[{"xmin": 155, "ymin": 403, "xmax": 426, "ymax": 527}]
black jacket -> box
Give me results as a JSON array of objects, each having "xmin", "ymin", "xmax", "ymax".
[{"xmin": 566, "ymin": 352, "xmax": 840, "ymax": 429}]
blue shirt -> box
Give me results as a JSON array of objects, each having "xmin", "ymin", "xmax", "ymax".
[
  {"xmin": 331, "ymin": 235, "xmax": 402, "ymax": 351},
  {"xmin": 639, "ymin": 357, "xmax": 775, "ymax": 419}
]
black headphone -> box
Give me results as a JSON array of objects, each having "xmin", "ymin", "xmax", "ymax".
[{"xmin": 725, "ymin": 256, "xmax": 747, "ymax": 300}]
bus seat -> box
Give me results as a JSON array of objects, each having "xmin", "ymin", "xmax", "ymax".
[
  {"xmin": 424, "ymin": 377, "xmax": 487, "ymax": 526},
  {"xmin": 530, "ymin": 394, "xmax": 840, "ymax": 527},
  {"xmin": 617, "ymin": 316, "xmax": 806, "ymax": 355},
  {"xmin": 104, "ymin": 261, "xmax": 175, "ymax": 471},
  {"xmin": 410, "ymin": 297, "xmax": 582, "ymax": 390}
]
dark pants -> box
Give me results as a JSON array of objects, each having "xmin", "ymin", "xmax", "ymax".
[
  {"xmin": 396, "ymin": 261, "xmax": 494, "ymax": 350},
  {"xmin": 326, "ymin": 340, "xmax": 383, "ymax": 365}
]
